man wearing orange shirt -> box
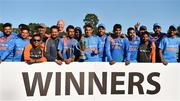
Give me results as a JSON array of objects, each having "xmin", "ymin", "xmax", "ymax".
[{"xmin": 24, "ymin": 34, "xmax": 47, "ymax": 64}]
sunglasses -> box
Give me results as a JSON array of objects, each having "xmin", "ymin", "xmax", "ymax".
[{"xmin": 33, "ymin": 39, "xmax": 41, "ymax": 42}]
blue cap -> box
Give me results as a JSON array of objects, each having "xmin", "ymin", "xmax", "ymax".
[
  {"xmin": 98, "ymin": 24, "xmax": 106, "ymax": 29},
  {"xmin": 75, "ymin": 27, "xmax": 82, "ymax": 33},
  {"xmin": 140, "ymin": 25, "xmax": 147, "ymax": 30},
  {"xmin": 169, "ymin": 25, "xmax": 176, "ymax": 31},
  {"xmin": 75, "ymin": 27, "xmax": 81, "ymax": 31},
  {"xmin": 153, "ymin": 23, "xmax": 161, "ymax": 28}
]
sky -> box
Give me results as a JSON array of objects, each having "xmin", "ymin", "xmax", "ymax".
[{"xmin": 0, "ymin": 0, "xmax": 180, "ymax": 33}]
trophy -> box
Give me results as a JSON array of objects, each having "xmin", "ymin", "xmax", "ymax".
[
  {"xmin": 66, "ymin": 47, "xmax": 76, "ymax": 62},
  {"xmin": 66, "ymin": 47, "xmax": 72, "ymax": 59},
  {"xmin": 78, "ymin": 40, "xmax": 87, "ymax": 61}
]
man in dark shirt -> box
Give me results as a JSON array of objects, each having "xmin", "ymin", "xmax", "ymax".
[
  {"xmin": 45, "ymin": 25, "xmax": 62, "ymax": 65},
  {"xmin": 138, "ymin": 32, "xmax": 156, "ymax": 62}
]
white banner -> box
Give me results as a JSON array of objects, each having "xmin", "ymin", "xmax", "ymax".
[{"xmin": 0, "ymin": 62, "xmax": 180, "ymax": 101}]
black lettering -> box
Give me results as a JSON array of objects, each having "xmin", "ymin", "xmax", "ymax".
[
  {"xmin": 65, "ymin": 72, "xmax": 84, "ymax": 95},
  {"xmin": 55, "ymin": 72, "xmax": 61, "ymax": 95},
  {"xmin": 147, "ymin": 72, "xmax": 161, "ymax": 94},
  {"xmin": 22, "ymin": 72, "xmax": 52, "ymax": 96},
  {"xmin": 89, "ymin": 72, "xmax": 107, "ymax": 95},
  {"xmin": 111, "ymin": 72, "xmax": 125, "ymax": 94},
  {"xmin": 128, "ymin": 72, "xmax": 144, "ymax": 94}
]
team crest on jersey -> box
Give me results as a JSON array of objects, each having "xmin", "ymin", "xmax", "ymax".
[{"xmin": 0, "ymin": 37, "xmax": 7, "ymax": 43}]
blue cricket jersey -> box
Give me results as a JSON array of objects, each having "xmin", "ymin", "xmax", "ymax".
[
  {"xmin": 98, "ymin": 34, "xmax": 108, "ymax": 62},
  {"xmin": 13, "ymin": 38, "xmax": 30, "ymax": 61},
  {"xmin": 0, "ymin": 32, "xmax": 18, "ymax": 38},
  {"xmin": 0, "ymin": 36, "xmax": 29, "ymax": 61},
  {"xmin": 128, "ymin": 36, "xmax": 140, "ymax": 62},
  {"xmin": 58, "ymin": 37, "xmax": 78, "ymax": 59},
  {"xmin": 0, "ymin": 34, "xmax": 17, "ymax": 61},
  {"xmin": 105, "ymin": 35, "xmax": 130, "ymax": 62},
  {"xmin": 81, "ymin": 35, "xmax": 102, "ymax": 62},
  {"xmin": 159, "ymin": 36, "xmax": 180, "ymax": 62}
]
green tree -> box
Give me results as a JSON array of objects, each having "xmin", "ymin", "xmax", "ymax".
[
  {"xmin": 13, "ymin": 28, "xmax": 19, "ymax": 34},
  {"xmin": 28, "ymin": 23, "xmax": 39, "ymax": 34},
  {"xmin": 0, "ymin": 23, "xmax": 3, "ymax": 31},
  {"xmin": 83, "ymin": 13, "xmax": 99, "ymax": 33},
  {"xmin": 46, "ymin": 27, "xmax": 50, "ymax": 34},
  {"xmin": 28, "ymin": 23, "xmax": 50, "ymax": 35}
]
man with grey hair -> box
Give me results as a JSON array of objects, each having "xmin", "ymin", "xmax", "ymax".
[{"xmin": 57, "ymin": 20, "xmax": 66, "ymax": 38}]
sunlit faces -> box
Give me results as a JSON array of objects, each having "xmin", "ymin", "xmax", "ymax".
[
  {"xmin": 85, "ymin": 27, "xmax": 93, "ymax": 37},
  {"xmin": 3, "ymin": 26, "xmax": 12, "ymax": 36},
  {"xmin": 168, "ymin": 29, "xmax": 177, "ymax": 36},
  {"xmin": 21, "ymin": 30, "xmax": 29, "ymax": 39},
  {"xmin": 67, "ymin": 28, "xmax": 75, "ymax": 38},
  {"xmin": 57, "ymin": 20, "xmax": 65, "ymax": 32},
  {"xmin": 128, "ymin": 29, "xmax": 135, "ymax": 38},
  {"xmin": 32, "ymin": 36, "xmax": 41, "ymax": 47},
  {"xmin": 75, "ymin": 30, "xmax": 80, "ymax": 38},
  {"xmin": 154, "ymin": 27, "xmax": 161, "ymax": 34},
  {"xmin": 114, "ymin": 28, "xmax": 121, "ymax": 37},
  {"xmin": 142, "ymin": 34, "xmax": 149, "ymax": 42},
  {"xmin": 38, "ymin": 27, "xmax": 46, "ymax": 34},
  {"xmin": 51, "ymin": 28, "xmax": 59, "ymax": 39},
  {"xmin": 98, "ymin": 27, "xmax": 105, "ymax": 36}
]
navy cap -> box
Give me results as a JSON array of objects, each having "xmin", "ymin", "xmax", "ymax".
[
  {"xmin": 75, "ymin": 27, "xmax": 82, "ymax": 33},
  {"xmin": 18, "ymin": 24, "xmax": 28, "ymax": 30},
  {"xmin": 169, "ymin": 25, "xmax": 176, "ymax": 31},
  {"xmin": 140, "ymin": 25, "xmax": 147, "ymax": 30},
  {"xmin": 75, "ymin": 27, "xmax": 81, "ymax": 31},
  {"xmin": 153, "ymin": 23, "xmax": 161, "ymax": 28},
  {"xmin": 98, "ymin": 24, "xmax": 106, "ymax": 29}
]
